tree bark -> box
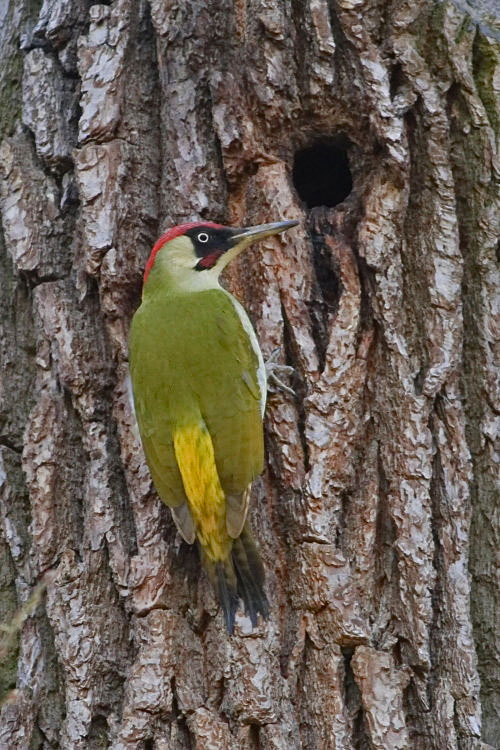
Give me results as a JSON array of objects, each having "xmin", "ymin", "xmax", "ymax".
[{"xmin": 0, "ymin": 1, "xmax": 498, "ymax": 749}]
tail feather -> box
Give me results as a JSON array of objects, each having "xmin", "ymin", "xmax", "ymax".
[
  {"xmin": 215, "ymin": 562, "xmax": 239, "ymax": 633},
  {"xmin": 232, "ymin": 526, "xmax": 270, "ymax": 625},
  {"xmin": 205, "ymin": 523, "xmax": 269, "ymax": 634}
]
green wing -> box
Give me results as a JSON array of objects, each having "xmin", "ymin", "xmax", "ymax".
[{"xmin": 128, "ymin": 288, "xmax": 264, "ymax": 538}]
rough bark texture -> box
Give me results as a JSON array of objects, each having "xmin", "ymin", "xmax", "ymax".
[{"xmin": 0, "ymin": 1, "xmax": 498, "ymax": 749}]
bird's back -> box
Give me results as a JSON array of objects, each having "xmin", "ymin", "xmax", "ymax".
[{"xmin": 129, "ymin": 287, "xmax": 265, "ymax": 504}]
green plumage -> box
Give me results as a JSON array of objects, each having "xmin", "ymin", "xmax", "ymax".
[{"xmin": 129, "ymin": 283, "xmax": 264, "ymax": 531}]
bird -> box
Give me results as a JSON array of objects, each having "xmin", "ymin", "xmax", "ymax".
[{"xmin": 128, "ymin": 218, "xmax": 299, "ymax": 632}]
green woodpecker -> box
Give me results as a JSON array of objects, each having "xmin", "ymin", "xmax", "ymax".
[{"xmin": 129, "ymin": 218, "xmax": 298, "ymax": 632}]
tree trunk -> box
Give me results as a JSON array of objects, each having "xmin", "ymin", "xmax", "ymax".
[{"xmin": 0, "ymin": 1, "xmax": 498, "ymax": 748}]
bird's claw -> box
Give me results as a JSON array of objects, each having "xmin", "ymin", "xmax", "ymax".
[{"xmin": 265, "ymin": 347, "xmax": 295, "ymax": 396}]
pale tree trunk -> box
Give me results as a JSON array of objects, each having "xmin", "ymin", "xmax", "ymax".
[{"xmin": 0, "ymin": 0, "xmax": 498, "ymax": 748}]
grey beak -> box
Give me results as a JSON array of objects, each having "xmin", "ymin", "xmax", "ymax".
[{"xmin": 231, "ymin": 220, "xmax": 299, "ymax": 242}]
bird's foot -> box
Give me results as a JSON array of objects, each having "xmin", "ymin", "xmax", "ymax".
[{"xmin": 265, "ymin": 347, "xmax": 295, "ymax": 396}]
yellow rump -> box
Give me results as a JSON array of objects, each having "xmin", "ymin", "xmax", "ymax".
[{"xmin": 173, "ymin": 421, "xmax": 231, "ymax": 562}]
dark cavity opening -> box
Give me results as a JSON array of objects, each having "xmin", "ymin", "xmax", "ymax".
[{"xmin": 293, "ymin": 140, "xmax": 352, "ymax": 208}]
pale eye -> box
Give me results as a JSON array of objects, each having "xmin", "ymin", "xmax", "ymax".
[{"xmin": 197, "ymin": 232, "xmax": 209, "ymax": 243}]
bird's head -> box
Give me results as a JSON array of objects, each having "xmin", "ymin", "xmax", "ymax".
[{"xmin": 143, "ymin": 219, "xmax": 299, "ymax": 289}]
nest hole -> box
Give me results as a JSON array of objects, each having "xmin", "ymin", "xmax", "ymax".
[{"xmin": 293, "ymin": 140, "xmax": 352, "ymax": 208}]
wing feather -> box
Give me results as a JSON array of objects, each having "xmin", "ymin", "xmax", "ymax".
[
  {"xmin": 171, "ymin": 501, "xmax": 196, "ymax": 544},
  {"xmin": 226, "ymin": 486, "xmax": 251, "ymax": 538},
  {"xmin": 129, "ymin": 288, "xmax": 264, "ymax": 542}
]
